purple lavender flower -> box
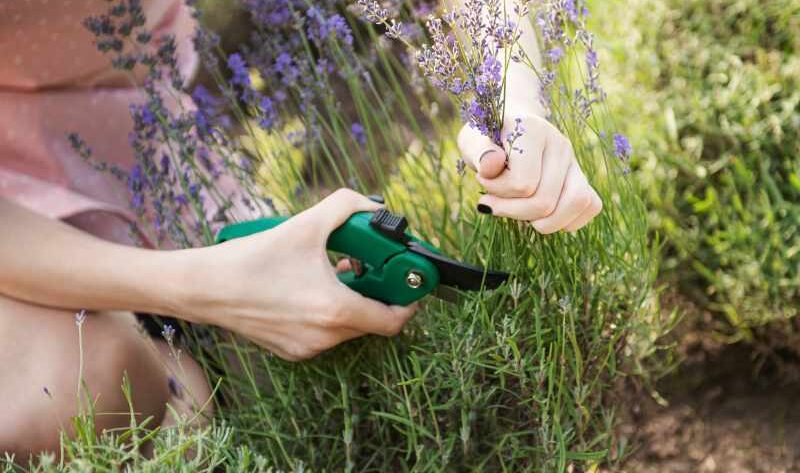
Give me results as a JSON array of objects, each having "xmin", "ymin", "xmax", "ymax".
[
  {"xmin": 351, "ymin": 122, "xmax": 367, "ymax": 145},
  {"xmin": 161, "ymin": 324, "xmax": 176, "ymax": 345},
  {"xmin": 613, "ymin": 133, "xmax": 632, "ymax": 160},
  {"xmin": 168, "ymin": 376, "xmax": 183, "ymax": 398},
  {"xmin": 274, "ymin": 52, "xmax": 300, "ymax": 85},
  {"xmin": 586, "ymin": 50, "xmax": 598, "ymax": 71},
  {"xmin": 128, "ymin": 164, "xmax": 146, "ymax": 212},
  {"xmin": 356, "ymin": 0, "xmax": 391, "ymax": 24},
  {"xmin": 227, "ymin": 53, "xmax": 251, "ymax": 88},
  {"xmin": 257, "ymin": 95, "xmax": 278, "ymax": 131},
  {"xmin": 306, "ymin": 8, "xmax": 353, "ymax": 46},
  {"xmin": 565, "ymin": 0, "xmax": 579, "ymax": 22},
  {"xmin": 191, "ymin": 85, "xmax": 225, "ymax": 138},
  {"xmin": 506, "ymin": 118, "xmax": 526, "ymax": 154},
  {"xmin": 476, "ymin": 55, "xmax": 502, "ymax": 96},
  {"xmin": 547, "ymin": 47, "xmax": 564, "ymax": 64}
]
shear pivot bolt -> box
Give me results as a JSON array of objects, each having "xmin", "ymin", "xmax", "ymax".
[{"xmin": 406, "ymin": 271, "xmax": 424, "ymax": 289}]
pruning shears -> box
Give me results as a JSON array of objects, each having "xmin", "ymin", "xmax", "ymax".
[{"xmin": 215, "ymin": 208, "xmax": 510, "ymax": 306}]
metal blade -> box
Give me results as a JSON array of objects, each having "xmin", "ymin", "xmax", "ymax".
[
  {"xmin": 407, "ymin": 242, "xmax": 509, "ymax": 291},
  {"xmin": 431, "ymin": 285, "xmax": 463, "ymax": 303}
]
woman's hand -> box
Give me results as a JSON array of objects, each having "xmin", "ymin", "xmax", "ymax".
[
  {"xmin": 454, "ymin": 0, "xmax": 602, "ymax": 234},
  {"xmin": 181, "ymin": 189, "xmax": 417, "ymax": 361},
  {"xmin": 457, "ymin": 115, "xmax": 602, "ymax": 234}
]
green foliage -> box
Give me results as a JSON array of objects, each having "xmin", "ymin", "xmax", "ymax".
[
  {"xmin": 2, "ymin": 422, "xmax": 282, "ymax": 473},
  {"xmin": 599, "ymin": 0, "xmax": 800, "ymax": 329},
  {"xmin": 201, "ymin": 135, "xmax": 654, "ymax": 471}
]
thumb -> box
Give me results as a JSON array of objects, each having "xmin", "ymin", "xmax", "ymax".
[
  {"xmin": 457, "ymin": 124, "xmax": 507, "ymax": 179},
  {"xmin": 300, "ymin": 188, "xmax": 383, "ymax": 239}
]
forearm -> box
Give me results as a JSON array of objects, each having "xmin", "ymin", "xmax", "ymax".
[
  {"xmin": 0, "ymin": 198, "xmax": 193, "ymax": 318},
  {"xmin": 500, "ymin": 0, "xmax": 546, "ymax": 120}
]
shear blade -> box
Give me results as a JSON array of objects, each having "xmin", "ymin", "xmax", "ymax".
[
  {"xmin": 407, "ymin": 242, "xmax": 509, "ymax": 291},
  {"xmin": 431, "ymin": 285, "xmax": 463, "ymax": 303}
]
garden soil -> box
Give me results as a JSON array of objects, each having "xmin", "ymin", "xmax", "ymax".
[{"xmin": 610, "ymin": 295, "xmax": 800, "ymax": 473}]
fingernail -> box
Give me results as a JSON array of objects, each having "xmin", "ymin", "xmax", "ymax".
[
  {"xmin": 367, "ymin": 194, "xmax": 385, "ymax": 204},
  {"xmin": 477, "ymin": 204, "xmax": 493, "ymax": 215},
  {"xmin": 478, "ymin": 150, "xmax": 495, "ymax": 163}
]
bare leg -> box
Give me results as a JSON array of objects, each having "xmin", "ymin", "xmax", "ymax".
[{"xmin": 0, "ymin": 294, "xmax": 212, "ymax": 461}]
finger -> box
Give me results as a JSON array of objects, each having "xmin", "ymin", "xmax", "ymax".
[
  {"xmin": 457, "ymin": 124, "xmax": 507, "ymax": 179},
  {"xmin": 476, "ymin": 121, "xmax": 549, "ymax": 198},
  {"xmin": 335, "ymin": 258, "xmax": 352, "ymax": 273},
  {"xmin": 476, "ymin": 149, "xmax": 573, "ymax": 220},
  {"xmin": 530, "ymin": 137, "xmax": 574, "ymax": 216},
  {"xmin": 337, "ymin": 290, "xmax": 418, "ymax": 337},
  {"xmin": 255, "ymin": 324, "xmax": 365, "ymax": 361},
  {"xmin": 297, "ymin": 188, "xmax": 383, "ymax": 239},
  {"xmin": 531, "ymin": 166, "xmax": 594, "ymax": 234},
  {"xmin": 564, "ymin": 193, "xmax": 603, "ymax": 233}
]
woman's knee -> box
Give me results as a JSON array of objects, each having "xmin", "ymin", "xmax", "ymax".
[{"xmin": 0, "ymin": 297, "xmax": 171, "ymax": 457}]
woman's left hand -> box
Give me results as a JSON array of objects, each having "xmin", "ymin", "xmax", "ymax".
[{"xmin": 457, "ymin": 115, "xmax": 602, "ymax": 234}]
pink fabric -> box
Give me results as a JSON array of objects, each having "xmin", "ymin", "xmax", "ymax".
[{"xmin": 0, "ymin": 0, "xmax": 200, "ymax": 247}]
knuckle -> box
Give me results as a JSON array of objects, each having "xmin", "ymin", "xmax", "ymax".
[
  {"xmin": 532, "ymin": 196, "xmax": 558, "ymax": 217},
  {"xmin": 511, "ymin": 180, "xmax": 538, "ymax": 197},
  {"xmin": 551, "ymin": 133, "xmax": 570, "ymax": 150},
  {"xmin": 330, "ymin": 187, "xmax": 356, "ymax": 202},
  {"xmin": 318, "ymin": 303, "xmax": 347, "ymax": 329}
]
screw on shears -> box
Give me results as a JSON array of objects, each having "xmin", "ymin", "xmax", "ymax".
[{"xmin": 406, "ymin": 271, "xmax": 424, "ymax": 289}]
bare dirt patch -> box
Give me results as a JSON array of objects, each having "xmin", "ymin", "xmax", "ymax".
[{"xmin": 612, "ymin": 297, "xmax": 800, "ymax": 473}]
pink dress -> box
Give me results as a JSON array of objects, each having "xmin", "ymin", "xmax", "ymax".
[{"xmin": 0, "ymin": 0, "xmax": 200, "ymax": 247}]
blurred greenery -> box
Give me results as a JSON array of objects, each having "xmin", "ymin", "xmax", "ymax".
[{"xmin": 597, "ymin": 0, "xmax": 800, "ymax": 332}]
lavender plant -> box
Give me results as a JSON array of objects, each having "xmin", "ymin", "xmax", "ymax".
[{"xmin": 53, "ymin": 0, "xmax": 656, "ymax": 471}]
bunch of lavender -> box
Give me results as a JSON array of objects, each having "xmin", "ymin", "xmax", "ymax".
[
  {"xmin": 357, "ymin": 0, "xmax": 634, "ymax": 169},
  {"xmin": 357, "ymin": 0, "xmax": 518, "ymax": 144}
]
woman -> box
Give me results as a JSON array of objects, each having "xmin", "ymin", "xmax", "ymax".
[{"xmin": 0, "ymin": 0, "xmax": 601, "ymax": 459}]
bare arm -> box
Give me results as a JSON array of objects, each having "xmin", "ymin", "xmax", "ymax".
[
  {"xmin": 499, "ymin": 0, "xmax": 546, "ymax": 120},
  {"xmin": 0, "ymin": 197, "xmax": 189, "ymax": 316},
  {"xmin": 0, "ymin": 190, "xmax": 416, "ymax": 360}
]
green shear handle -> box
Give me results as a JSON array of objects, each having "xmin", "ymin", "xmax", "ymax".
[{"xmin": 215, "ymin": 212, "xmax": 440, "ymax": 306}]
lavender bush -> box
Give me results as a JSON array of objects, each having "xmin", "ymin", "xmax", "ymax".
[{"xmin": 7, "ymin": 0, "xmax": 657, "ymax": 470}]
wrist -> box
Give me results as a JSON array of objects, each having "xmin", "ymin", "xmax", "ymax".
[{"xmin": 155, "ymin": 248, "xmax": 215, "ymax": 324}]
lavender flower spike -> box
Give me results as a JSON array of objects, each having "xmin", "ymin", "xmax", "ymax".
[{"xmin": 613, "ymin": 133, "xmax": 632, "ymax": 160}]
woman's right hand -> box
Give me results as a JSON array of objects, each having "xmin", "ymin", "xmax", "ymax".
[{"xmin": 178, "ymin": 189, "xmax": 417, "ymax": 361}]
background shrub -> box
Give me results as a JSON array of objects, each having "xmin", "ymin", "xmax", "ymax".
[{"xmin": 598, "ymin": 0, "xmax": 800, "ymax": 330}]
